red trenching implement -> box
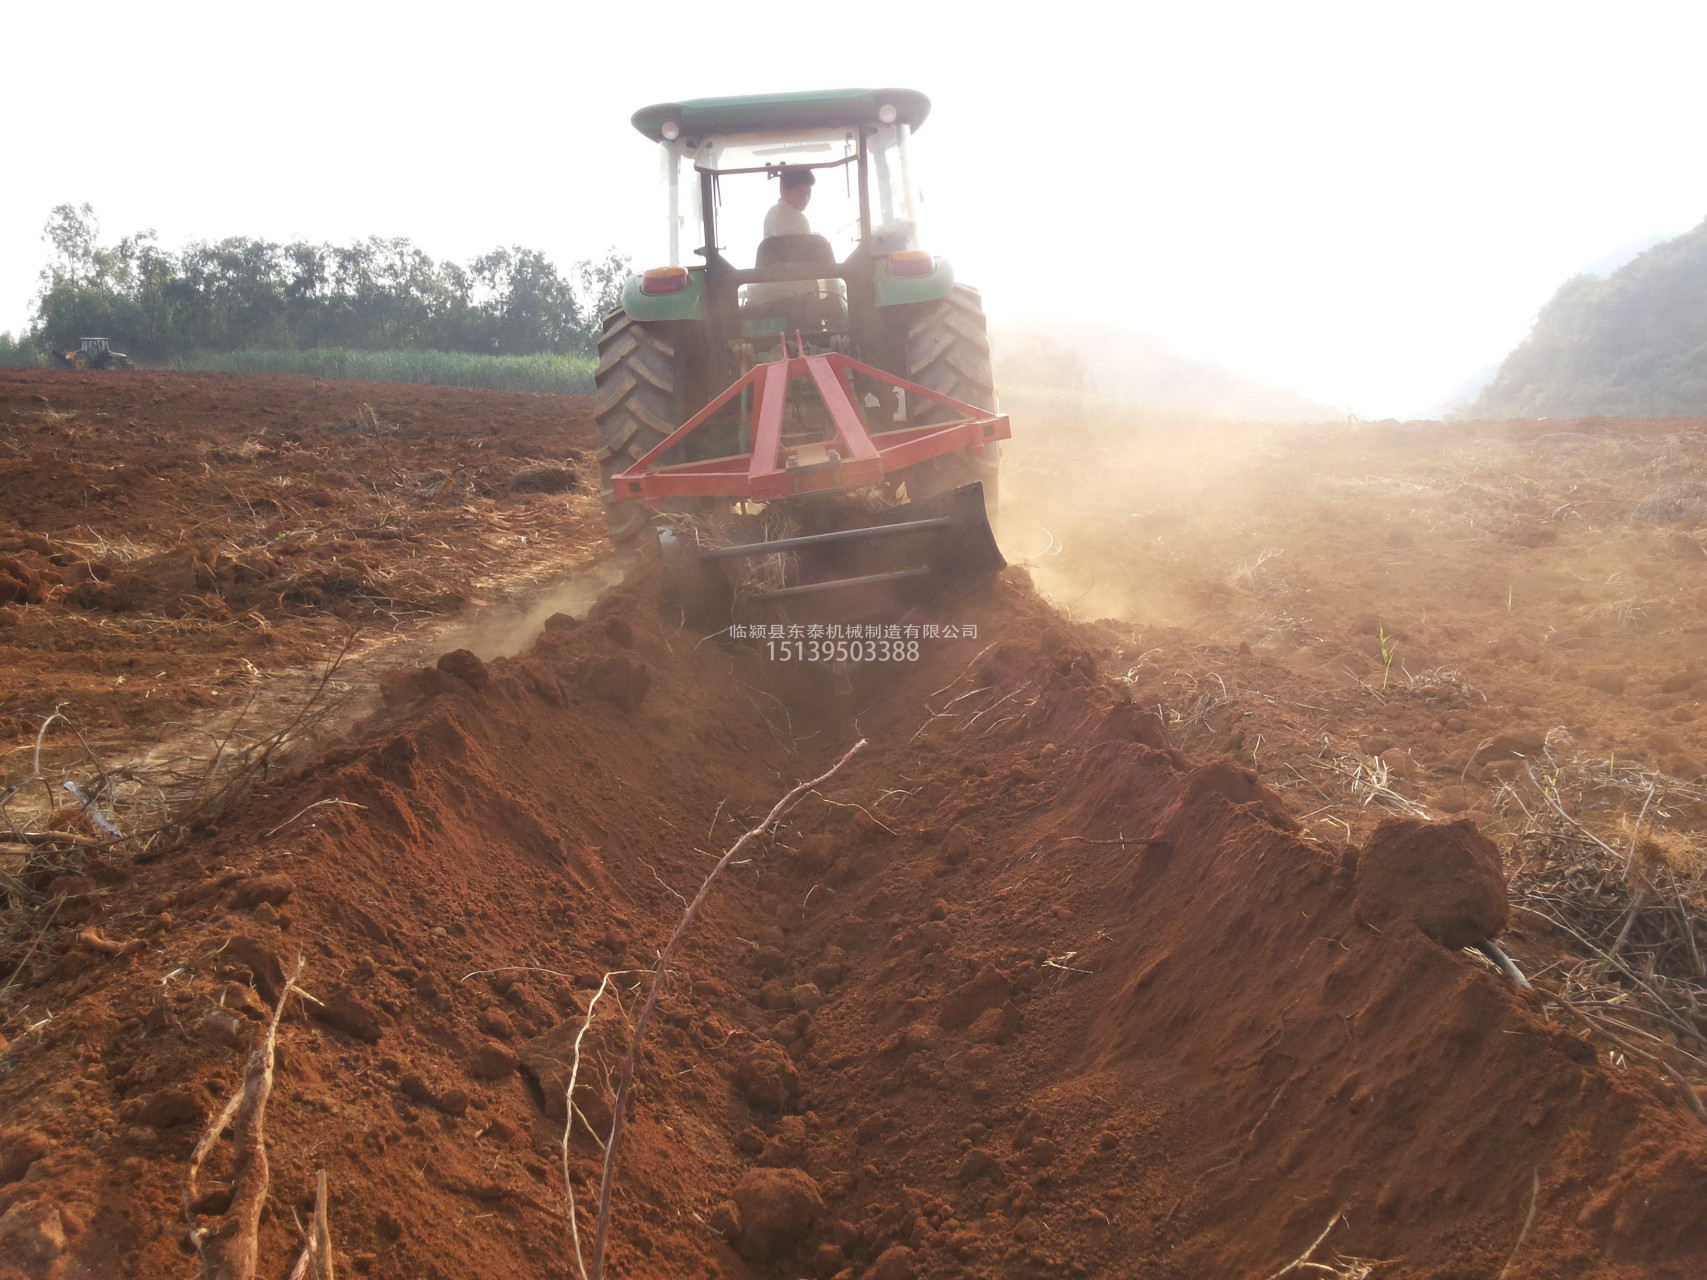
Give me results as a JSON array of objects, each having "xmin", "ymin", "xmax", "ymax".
[
  {"xmin": 612, "ymin": 334, "xmax": 1009, "ymax": 629},
  {"xmin": 608, "ymin": 334, "xmax": 1009, "ymax": 503}
]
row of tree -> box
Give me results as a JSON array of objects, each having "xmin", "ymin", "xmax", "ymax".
[
  {"xmin": 9, "ymin": 204, "xmax": 629, "ymax": 363},
  {"xmin": 1473, "ymin": 215, "xmax": 1707, "ymax": 418}
]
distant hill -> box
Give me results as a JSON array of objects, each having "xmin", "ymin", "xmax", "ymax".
[
  {"xmin": 993, "ymin": 323, "xmax": 1339, "ymax": 422},
  {"xmin": 1580, "ymin": 232, "xmax": 1674, "ymax": 280},
  {"xmin": 1472, "ymin": 217, "xmax": 1707, "ymax": 418},
  {"xmin": 1433, "ymin": 363, "xmax": 1499, "ymax": 420}
]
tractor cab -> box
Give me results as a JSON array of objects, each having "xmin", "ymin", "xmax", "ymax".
[
  {"xmin": 57, "ymin": 337, "xmax": 134, "ymax": 371},
  {"xmin": 627, "ymin": 90, "xmax": 941, "ymax": 372}
]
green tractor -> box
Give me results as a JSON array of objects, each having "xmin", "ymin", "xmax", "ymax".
[
  {"xmin": 598, "ymin": 88, "xmax": 1006, "ymax": 627},
  {"xmin": 54, "ymin": 338, "xmax": 135, "ymax": 371}
]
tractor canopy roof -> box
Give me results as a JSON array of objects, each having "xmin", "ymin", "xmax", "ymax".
[{"xmin": 631, "ymin": 88, "xmax": 930, "ymax": 143}]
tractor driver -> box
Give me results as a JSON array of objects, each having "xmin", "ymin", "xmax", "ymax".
[
  {"xmin": 764, "ymin": 167, "xmax": 815, "ymax": 238},
  {"xmin": 750, "ymin": 167, "xmax": 823, "ymax": 312}
]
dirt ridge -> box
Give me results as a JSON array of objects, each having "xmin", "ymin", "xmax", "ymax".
[{"xmin": 0, "ymin": 565, "xmax": 1702, "ymax": 1278}]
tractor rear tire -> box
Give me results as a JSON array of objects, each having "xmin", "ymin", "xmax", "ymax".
[
  {"xmin": 903, "ymin": 283, "xmax": 1001, "ymax": 523},
  {"xmin": 595, "ymin": 312, "xmax": 683, "ymax": 543}
]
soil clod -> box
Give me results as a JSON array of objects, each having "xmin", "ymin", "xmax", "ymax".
[
  {"xmin": 1356, "ymin": 817, "xmax": 1510, "ymax": 948},
  {"xmin": 732, "ymin": 1165, "xmax": 825, "ymax": 1259}
]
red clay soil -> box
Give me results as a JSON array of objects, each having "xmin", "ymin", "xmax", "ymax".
[
  {"xmin": 1, "ymin": 562, "xmax": 1703, "ymax": 1278},
  {"xmin": 0, "ymin": 369, "xmax": 603, "ymax": 759}
]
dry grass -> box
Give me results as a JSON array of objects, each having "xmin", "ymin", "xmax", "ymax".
[
  {"xmin": 0, "ymin": 638, "xmax": 351, "ymax": 861},
  {"xmin": 0, "ymin": 642, "xmax": 352, "ymax": 1007},
  {"xmin": 1507, "ymin": 754, "xmax": 1707, "ymax": 1118},
  {"xmin": 1307, "ymin": 738, "xmax": 1433, "ymax": 821},
  {"xmin": 1229, "ymin": 546, "xmax": 1289, "ymax": 597},
  {"xmin": 1157, "ymin": 669, "xmax": 1237, "ymax": 743},
  {"xmin": 1396, "ymin": 665, "xmax": 1484, "ymax": 703}
]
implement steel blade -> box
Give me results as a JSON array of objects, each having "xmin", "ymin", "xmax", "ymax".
[{"xmin": 656, "ymin": 483, "xmax": 1003, "ymax": 631}]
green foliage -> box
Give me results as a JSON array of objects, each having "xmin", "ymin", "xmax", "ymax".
[
  {"xmin": 22, "ymin": 204, "xmax": 629, "ymax": 366},
  {"xmin": 1474, "ymin": 217, "xmax": 1707, "ymax": 418},
  {"xmin": 175, "ymin": 348, "xmax": 594, "ymax": 395},
  {"xmin": 0, "ymin": 331, "xmax": 45, "ymax": 367}
]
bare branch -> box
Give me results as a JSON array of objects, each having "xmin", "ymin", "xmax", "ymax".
[{"xmin": 584, "ymin": 740, "xmax": 867, "ymax": 1279}]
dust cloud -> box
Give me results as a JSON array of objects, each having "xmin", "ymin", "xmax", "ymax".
[
  {"xmin": 991, "ymin": 385, "xmax": 1707, "ymax": 863},
  {"xmin": 425, "ymin": 557, "xmax": 626, "ymax": 661},
  {"xmin": 995, "ymin": 385, "xmax": 1301, "ymax": 629}
]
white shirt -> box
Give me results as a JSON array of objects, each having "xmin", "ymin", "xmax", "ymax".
[
  {"xmin": 763, "ymin": 200, "xmax": 812, "ymax": 239},
  {"xmin": 752, "ymin": 197, "xmax": 828, "ymax": 309}
]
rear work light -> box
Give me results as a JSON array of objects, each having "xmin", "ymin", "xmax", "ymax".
[
  {"xmin": 886, "ymin": 251, "xmax": 935, "ymax": 278},
  {"xmin": 660, "ymin": 120, "xmax": 681, "ymax": 141},
  {"xmin": 641, "ymin": 266, "xmax": 690, "ymax": 295}
]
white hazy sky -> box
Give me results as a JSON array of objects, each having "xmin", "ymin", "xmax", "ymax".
[{"xmin": 6, "ymin": 0, "xmax": 1705, "ymax": 417}]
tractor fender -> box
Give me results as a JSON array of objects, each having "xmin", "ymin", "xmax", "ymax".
[
  {"xmin": 875, "ymin": 256, "xmax": 956, "ymax": 308},
  {"xmin": 620, "ymin": 268, "xmax": 705, "ymax": 323}
]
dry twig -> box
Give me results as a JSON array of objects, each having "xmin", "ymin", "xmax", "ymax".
[
  {"xmin": 1264, "ymin": 1210, "xmax": 1343, "ymax": 1279},
  {"xmin": 264, "ymin": 798, "xmax": 366, "ymax": 838},
  {"xmin": 1509, "ymin": 758, "xmax": 1707, "ymax": 1100},
  {"xmin": 1549, "ymin": 997, "xmax": 1707, "ymax": 1126},
  {"xmin": 187, "ymin": 954, "xmax": 305, "ymax": 1280},
  {"xmin": 563, "ymin": 972, "xmax": 621, "ymax": 1279},
  {"xmin": 1494, "ymin": 1170, "xmax": 1540, "ymax": 1280},
  {"xmin": 286, "ymin": 1169, "xmax": 335, "ymax": 1280},
  {"xmin": 2, "ymin": 639, "xmax": 353, "ymax": 862}
]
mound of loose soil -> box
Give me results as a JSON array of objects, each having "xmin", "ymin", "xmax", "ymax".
[
  {"xmin": 0, "ymin": 560, "xmax": 1701, "ymax": 1279},
  {"xmin": 0, "ymin": 369, "xmax": 602, "ymax": 756}
]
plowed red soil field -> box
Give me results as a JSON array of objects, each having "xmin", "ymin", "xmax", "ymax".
[
  {"xmin": 0, "ymin": 372, "xmax": 1703, "ymax": 1280},
  {"xmin": 0, "ymin": 369, "xmax": 607, "ymax": 760}
]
